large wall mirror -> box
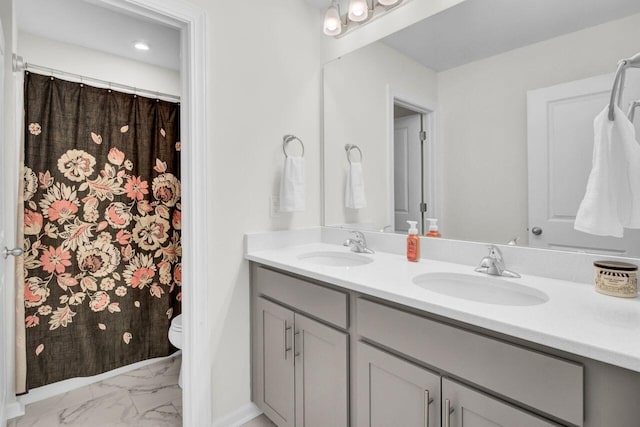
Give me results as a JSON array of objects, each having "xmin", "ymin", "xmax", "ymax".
[{"xmin": 323, "ymin": 0, "xmax": 640, "ymax": 256}]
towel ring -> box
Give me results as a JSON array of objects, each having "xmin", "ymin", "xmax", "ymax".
[
  {"xmin": 345, "ymin": 144, "xmax": 363, "ymax": 164},
  {"xmin": 607, "ymin": 52, "xmax": 640, "ymax": 121},
  {"xmin": 283, "ymin": 135, "xmax": 304, "ymax": 158}
]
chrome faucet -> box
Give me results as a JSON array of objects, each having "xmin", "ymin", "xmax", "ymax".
[
  {"xmin": 343, "ymin": 231, "xmax": 374, "ymax": 254},
  {"xmin": 475, "ymin": 245, "xmax": 520, "ymax": 278}
]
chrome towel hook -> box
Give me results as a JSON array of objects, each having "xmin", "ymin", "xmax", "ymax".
[
  {"xmin": 607, "ymin": 52, "xmax": 640, "ymax": 121},
  {"xmin": 283, "ymin": 134, "xmax": 304, "ymax": 158},
  {"xmin": 345, "ymin": 144, "xmax": 363, "ymax": 164}
]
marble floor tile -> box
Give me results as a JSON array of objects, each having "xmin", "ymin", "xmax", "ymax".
[
  {"xmin": 171, "ymin": 394, "xmax": 183, "ymax": 416},
  {"xmin": 147, "ymin": 354, "xmax": 181, "ymax": 378},
  {"xmin": 126, "ymin": 402, "xmax": 182, "ymax": 427},
  {"xmin": 14, "ymin": 389, "xmax": 137, "ymax": 427},
  {"xmin": 128, "ymin": 381, "xmax": 182, "ymax": 414},
  {"xmin": 91, "ymin": 365, "xmax": 176, "ymax": 400},
  {"xmin": 55, "ymin": 385, "xmax": 96, "ymax": 409},
  {"xmin": 10, "ymin": 356, "xmax": 182, "ymax": 427},
  {"xmin": 240, "ymin": 414, "xmax": 277, "ymax": 427}
]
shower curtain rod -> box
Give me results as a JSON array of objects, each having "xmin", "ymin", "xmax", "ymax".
[{"xmin": 12, "ymin": 55, "xmax": 181, "ymax": 103}]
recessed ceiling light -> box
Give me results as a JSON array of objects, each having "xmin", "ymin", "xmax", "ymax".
[{"xmin": 134, "ymin": 41, "xmax": 150, "ymax": 51}]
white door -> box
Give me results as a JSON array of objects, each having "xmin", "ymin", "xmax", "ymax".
[
  {"xmin": 0, "ymin": 15, "xmax": 7, "ymax": 425},
  {"xmin": 527, "ymin": 73, "xmax": 640, "ymax": 255},
  {"xmin": 0, "ymin": 15, "xmax": 20, "ymax": 425},
  {"xmin": 394, "ymin": 114, "xmax": 422, "ymax": 233}
]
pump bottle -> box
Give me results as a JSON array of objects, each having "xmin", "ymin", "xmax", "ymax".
[
  {"xmin": 426, "ymin": 218, "xmax": 441, "ymax": 238},
  {"xmin": 406, "ymin": 220, "xmax": 420, "ymax": 262}
]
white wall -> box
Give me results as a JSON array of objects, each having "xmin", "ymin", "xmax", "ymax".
[
  {"xmin": 194, "ymin": 0, "xmax": 324, "ymax": 420},
  {"xmin": 324, "ymin": 41, "xmax": 437, "ymax": 229},
  {"xmin": 437, "ymin": 13, "xmax": 640, "ymax": 244},
  {"xmin": 17, "ymin": 31, "xmax": 180, "ymax": 96}
]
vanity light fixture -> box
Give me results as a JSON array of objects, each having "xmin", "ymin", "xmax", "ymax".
[
  {"xmin": 324, "ymin": 0, "xmax": 404, "ymax": 37},
  {"xmin": 323, "ymin": 1, "xmax": 343, "ymax": 36},
  {"xmin": 134, "ymin": 41, "xmax": 150, "ymax": 51},
  {"xmin": 348, "ymin": 0, "xmax": 369, "ymax": 22}
]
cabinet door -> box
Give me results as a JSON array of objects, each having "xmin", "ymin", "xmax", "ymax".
[
  {"xmin": 356, "ymin": 342, "xmax": 440, "ymax": 427},
  {"xmin": 294, "ymin": 313, "xmax": 349, "ymax": 427},
  {"xmin": 442, "ymin": 378, "xmax": 559, "ymax": 427},
  {"xmin": 256, "ymin": 297, "xmax": 295, "ymax": 427}
]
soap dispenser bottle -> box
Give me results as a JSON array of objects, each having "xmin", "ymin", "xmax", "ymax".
[
  {"xmin": 426, "ymin": 218, "xmax": 441, "ymax": 238},
  {"xmin": 406, "ymin": 220, "xmax": 420, "ymax": 262}
]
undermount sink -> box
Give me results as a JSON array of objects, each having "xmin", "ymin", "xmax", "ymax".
[
  {"xmin": 413, "ymin": 272, "xmax": 549, "ymax": 306},
  {"xmin": 297, "ymin": 251, "xmax": 373, "ymax": 267}
]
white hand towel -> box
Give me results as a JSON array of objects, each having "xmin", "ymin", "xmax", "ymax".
[
  {"xmin": 575, "ymin": 105, "xmax": 640, "ymax": 237},
  {"xmin": 279, "ymin": 156, "xmax": 305, "ymax": 212},
  {"xmin": 345, "ymin": 162, "xmax": 366, "ymax": 209}
]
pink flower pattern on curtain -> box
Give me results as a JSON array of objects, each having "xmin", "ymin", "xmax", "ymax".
[{"xmin": 22, "ymin": 72, "xmax": 181, "ymax": 388}]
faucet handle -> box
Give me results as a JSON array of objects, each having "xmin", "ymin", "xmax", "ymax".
[
  {"xmin": 487, "ymin": 245, "xmax": 503, "ymax": 260},
  {"xmin": 350, "ymin": 230, "xmax": 365, "ymax": 242}
]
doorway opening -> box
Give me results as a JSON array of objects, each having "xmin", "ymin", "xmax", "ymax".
[
  {"xmin": 391, "ymin": 99, "xmax": 434, "ymax": 235},
  {"xmin": 3, "ymin": 0, "xmax": 209, "ymax": 425}
]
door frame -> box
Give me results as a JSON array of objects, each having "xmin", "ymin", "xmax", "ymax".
[
  {"xmin": 97, "ymin": 2, "xmax": 211, "ymax": 426},
  {"xmin": 0, "ymin": 12, "xmax": 8, "ymax": 426},
  {"xmin": 386, "ymin": 86, "xmax": 437, "ymax": 233},
  {"xmin": 4, "ymin": 0, "xmax": 212, "ymax": 425}
]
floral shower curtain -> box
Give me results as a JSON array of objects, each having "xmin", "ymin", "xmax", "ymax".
[{"xmin": 20, "ymin": 72, "xmax": 182, "ymax": 389}]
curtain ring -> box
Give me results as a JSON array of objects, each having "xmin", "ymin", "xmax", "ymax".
[
  {"xmin": 345, "ymin": 144, "xmax": 363, "ymax": 164},
  {"xmin": 283, "ymin": 135, "xmax": 304, "ymax": 158}
]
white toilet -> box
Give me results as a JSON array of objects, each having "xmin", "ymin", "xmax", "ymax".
[{"xmin": 168, "ymin": 314, "xmax": 183, "ymax": 388}]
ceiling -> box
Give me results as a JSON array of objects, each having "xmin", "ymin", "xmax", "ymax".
[
  {"xmin": 17, "ymin": 0, "xmax": 180, "ymax": 70},
  {"xmin": 307, "ymin": 0, "xmax": 640, "ymax": 71},
  {"xmin": 21, "ymin": 0, "xmax": 640, "ymax": 73}
]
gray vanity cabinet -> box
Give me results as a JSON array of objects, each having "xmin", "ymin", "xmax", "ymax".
[
  {"xmin": 356, "ymin": 298, "xmax": 583, "ymax": 426},
  {"xmin": 252, "ymin": 264, "xmax": 640, "ymax": 427},
  {"xmin": 294, "ymin": 313, "xmax": 348, "ymax": 427},
  {"xmin": 356, "ymin": 342, "xmax": 557, "ymax": 427},
  {"xmin": 252, "ymin": 265, "xmax": 350, "ymax": 427},
  {"xmin": 356, "ymin": 342, "xmax": 440, "ymax": 427},
  {"xmin": 442, "ymin": 378, "xmax": 558, "ymax": 427},
  {"xmin": 255, "ymin": 297, "xmax": 296, "ymax": 427}
]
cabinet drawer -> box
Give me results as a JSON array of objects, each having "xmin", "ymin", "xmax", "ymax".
[
  {"xmin": 443, "ymin": 378, "xmax": 560, "ymax": 427},
  {"xmin": 254, "ymin": 266, "xmax": 349, "ymax": 329},
  {"xmin": 357, "ymin": 298, "xmax": 583, "ymax": 426}
]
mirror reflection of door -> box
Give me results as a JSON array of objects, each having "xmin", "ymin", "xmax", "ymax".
[
  {"xmin": 393, "ymin": 103, "xmax": 428, "ymax": 234},
  {"xmin": 528, "ymin": 73, "xmax": 640, "ymax": 256}
]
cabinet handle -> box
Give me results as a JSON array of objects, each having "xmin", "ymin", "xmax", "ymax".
[
  {"xmin": 423, "ymin": 390, "xmax": 434, "ymax": 427},
  {"xmin": 284, "ymin": 322, "xmax": 292, "ymax": 360},
  {"xmin": 444, "ymin": 399, "xmax": 454, "ymax": 427},
  {"xmin": 294, "ymin": 331, "xmax": 301, "ymax": 357}
]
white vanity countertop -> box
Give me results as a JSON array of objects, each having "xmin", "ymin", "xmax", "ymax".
[{"xmin": 246, "ymin": 242, "xmax": 640, "ymax": 373}]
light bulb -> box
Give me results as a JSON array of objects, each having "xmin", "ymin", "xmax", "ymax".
[
  {"xmin": 134, "ymin": 41, "xmax": 150, "ymax": 51},
  {"xmin": 323, "ymin": 2, "xmax": 342, "ymax": 36},
  {"xmin": 348, "ymin": 0, "xmax": 369, "ymax": 22},
  {"xmin": 378, "ymin": 0, "xmax": 401, "ymax": 5}
]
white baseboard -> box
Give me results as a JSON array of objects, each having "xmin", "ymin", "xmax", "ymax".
[
  {"xmin": 212, "ymin": 402, "xmax": 262, "ymax": 427},
  {"xmin": 18, "ymin": 351, "xmax": 181, "ymax": 406},
  {"xmin": 6, "ymin": 400, "xmax": 25, "ymax": 420}
]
